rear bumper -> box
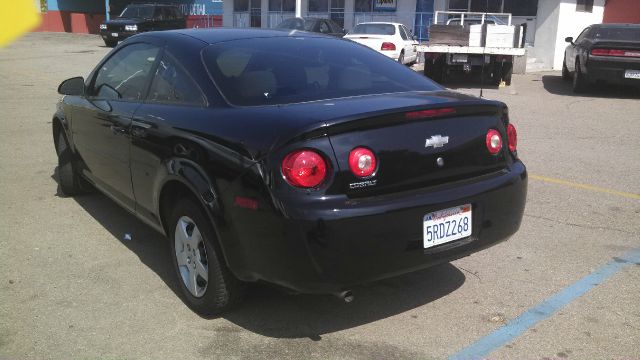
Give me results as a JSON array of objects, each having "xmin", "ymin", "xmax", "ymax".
[
  {"xmin": 586, "ymin": 56, "xmax": 640, "ymax": 86},
  {"xmin": 228, "ymin": 161, "xmax": 528, "ymax": 294}
]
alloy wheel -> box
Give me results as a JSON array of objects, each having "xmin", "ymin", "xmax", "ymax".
[{"xmin": 174, "ymin": 216, "xmax": 209, "ymax": 298}]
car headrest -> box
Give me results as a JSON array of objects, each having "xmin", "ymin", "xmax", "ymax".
[
  {"xmin": 338, "ymin": 66, "xmax": 372, "ymax": 91},
  {"xmin": 237, "ymin": 71, "xmax": 277, "ymax": 99}
]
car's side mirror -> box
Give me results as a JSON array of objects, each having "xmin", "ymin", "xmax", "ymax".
[
  {"xmin": 58, "ymin": 76, "xmax": 85, "ymax": 96},
  {"xmin": 565, "ymin": 36, "xmax": 574, "ymax": 44}
]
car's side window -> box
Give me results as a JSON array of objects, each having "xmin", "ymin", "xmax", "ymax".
[
  {"xmin": 162, "ymin": 7, "xmax": 174, "ymax": 20},
  {"xmin": 146, "ymin": 52, "xmax": 206, "ymax": 106},
  {"xmin": 402, "ymin": 25, "xmax": 413, "ymax": 39},
  {"xmin": 575, "ymin": 27, "xmax": 590, "ymax": 44},
  {"xmin": 399, "ymin": 25, "xmax": 409, "ymax": 40},
  {"xmin": 92, "ymin": 43, "xmax": 160, "ymax": 101}
]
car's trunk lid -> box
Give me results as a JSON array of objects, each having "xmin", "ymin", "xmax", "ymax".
[{"xmin": 324, "ymin": 103, "xmax": 508, "ymax": 196}]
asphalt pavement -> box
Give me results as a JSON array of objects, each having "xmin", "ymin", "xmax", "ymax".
[{"xmin": 1, "ymin": 33, "xmax": 638, "ymax": 360}]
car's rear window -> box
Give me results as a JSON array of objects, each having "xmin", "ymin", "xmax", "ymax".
[
  {"xmin": 276, "ymin": 18, "xmax": 314, "ymax": 31},
  {"xmin": 350, "ymin": 23, "xmax": 396, "ymax": 35},
  {"xmin": 120, "ymin": 5, "xmax": 154, "ymax": 19},
  {"xmin": 202, "ymin": 37, "xmax": 440, "ymax": 106},
  {"xmin": 592, "ymin": 27, "xmax": 640, "ymax": 41}
]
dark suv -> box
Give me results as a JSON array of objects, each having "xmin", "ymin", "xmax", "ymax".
[{"xmin": 99, "ymin": 3, "xmax": 186, "ymax": 47}]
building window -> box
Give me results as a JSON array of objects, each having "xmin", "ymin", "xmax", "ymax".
[
  {"xmin": 470, "ymin": 0, "xmax": 501, "ymax": 12},
  {"xmin": 355, "ymin": 0, "xmax": 373, "ymax": 12},
  {"xmin": 503, "ymin": 0, "xmax": 538, "ymax": 16},
  {"xmin": 269, "ymin": 0, "xmax": 295, "ymax": 11},
  {"xmin": 576, "ymin": 0, "xmax": 593, "ymax": 12},
  {"xmin": 234, "ymin": 0, "xmax": 249, "ymax": 11},
  {"xmin": 448, "ymin": 0, "xmax": 469, "ymax": 11},
  {"xmin": 309, "ymin": 0, "xmax": 329, "ymax": 12},
  {"xmin": 448, "ymin": 0, "xmax": 503, "ymax": 12}
]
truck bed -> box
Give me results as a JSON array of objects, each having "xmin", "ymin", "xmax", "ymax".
[{"xmin": 416, "ymin": 45, "xmax": 526, "ymax": 56}]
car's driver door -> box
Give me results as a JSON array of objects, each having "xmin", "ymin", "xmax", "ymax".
[{"xmin": 71, "ymin": 41, "xmax": 161, "ymax": 210}]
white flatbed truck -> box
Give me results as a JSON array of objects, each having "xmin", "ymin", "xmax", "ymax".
[{"xmin": 418, "ymin": 12, "xmax": 527, "ymax": 86}]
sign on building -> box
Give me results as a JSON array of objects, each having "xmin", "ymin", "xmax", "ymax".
[{"xmin": 374, "ymin": 0, "xmax": 397, "ymax": 11}]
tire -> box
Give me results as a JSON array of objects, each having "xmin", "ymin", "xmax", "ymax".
[
  {"xmin": 104, "ymin": 39, "xmax": 117, "ymax": 48},
  {"xmin": 431, "ymin": 55, "xmax": 445, "ymax": 83},
  {"xmin": 398, "ymin": 51, "xmax": 404, "ymax": 65},
  {"xmin": 56, "ymin": 130, "xmax": 82, "ymax": 196},
  {"xmin": 572, "ymin": 59, "xmax": 588, "ymax": 93},
  {"xmin": 169, "ymin": 197, "xmax": 244, "ymax": 316},
  {"xmin": 423, "ymin": 58, "xmax": 434, "ymax": 78},
  {"xmin": 562, "ymin": 59, "xmax": 571, "ymax": 81}
]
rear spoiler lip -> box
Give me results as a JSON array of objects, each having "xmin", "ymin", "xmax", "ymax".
[{"xmin": 283, "ymin": 100, "xmax": 505, "ymax": 145}]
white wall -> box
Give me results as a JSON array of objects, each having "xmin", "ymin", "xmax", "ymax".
[
  {"xmin": 552, "ymin": 0, "xmax": 604, "ymax": 69},
  {"xmin": 531, "ymin": 0, "xmax": 561, "ymax": 68},
  {"xmin": 223, "ymin": 0, "xmax": 234, "ymax": 27},
  {"xmin": 531, "ymin": 0, "xmax": 604, "ymax": 70}
]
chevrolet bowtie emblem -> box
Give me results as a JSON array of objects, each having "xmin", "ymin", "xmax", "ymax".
[{"xmin": 425, "ymin": 135, "xmax": 449, "ymax": 148}]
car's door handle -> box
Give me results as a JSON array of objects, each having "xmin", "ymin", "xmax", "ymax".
[{"xmin": 110, "ymin": 124, "xmax": 127, "ymax": 135}]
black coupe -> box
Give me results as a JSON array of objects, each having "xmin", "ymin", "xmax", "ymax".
[
  {"xmin": 54, "ymin": 29, "xmax": 527, "ymax": 315},
  {"xmin": 563, "ymin": 23, "xmax": 640, "ymax": 92}
]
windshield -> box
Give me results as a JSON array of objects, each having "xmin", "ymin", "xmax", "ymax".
[
  {"xmin": 349, "ymin": 24, "xmax": 396, "ymax": 35},
  {"xmin": 202, "ymin": 37, "xmax": 440, "ymax": 106},
  {"xmin": 592, "ymin": 27, "xmax": 640, "ymax": 41},
  {"xmin": 120, "ymin": 5, "xmax": 154, "ymax": 19},
  {"xmin": 276, "ymin": 18, "xmax": 314, "ymax": 31}
]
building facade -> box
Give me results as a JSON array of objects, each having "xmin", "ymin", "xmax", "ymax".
[
  {"xmin": 36, "ymin": 0, "xmax": 224, "ymax": 34},
  {"xmin": 222, "ymin": 0, "xmax": 635, "ymax": 71}
]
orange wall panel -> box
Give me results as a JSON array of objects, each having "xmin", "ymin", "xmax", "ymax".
[{"xmin": 603, "ymin": 0, "xmax": 640, "ymax": 23}]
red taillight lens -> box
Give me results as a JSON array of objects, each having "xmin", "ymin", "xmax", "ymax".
[
  {"xmin": 381, "ymin": 42, "xmax": 396, "ymax": 51},
  {"xmin": 282, "ymin": 150, "xmax": 327, "ymax": 188},
  {"xmin": 506, "ymin": 123, "xmax": 517, "ymax": 153},
  {"xmin": 349, "ymin": 147, "xmax": 376, "ymax": 177},
  {"xmin": 485, "ymin": 129, "xmax": 502, "ymax": 155},
  {"xmin": 591, "ymin": 48, "xmax": 610, "ymax": 56},
  {"xmin": 591, "ymin": 48, "xmax": 640, "ymax": 57},
  {"xmin": 405, "ymin": 107, "xmax": 456, "ymax": 120}
]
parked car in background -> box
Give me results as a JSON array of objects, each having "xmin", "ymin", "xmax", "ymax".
[
  {"xmin": 344, "ymin": 22, "xmax": 419, "ymax": 65},
  {"xmin": 275, "ymin": 17, "xmax": 345, "ymax": 37},
  {"xmin": 54, "ymin": 28, "xmax": 526, "ymax": 316},
  {"xmin": 563, "ymin": 23, "xmax": 640, "ymax": 92},
  {"xmin": 99, "ymin": 3, "xmax": 186, "ymax": 47}
]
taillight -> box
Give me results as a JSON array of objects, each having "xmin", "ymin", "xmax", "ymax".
[
  {"xmin": 405, "ymin": 107, "xmax": 456, "ymax": 120},
  {"xmin": 507, "ymin": 123, "xmax": 517, "ymax": 153},
  {"xmin": 485, "ymin": 129, "xmax": 502, "ymax": 155},
  {"xmin": 381, "ymin": 42, "xmax": 396, "ymax": 51},
  {"xmin": 282, "ymin": 150, "xmax": 327, "ymax": 188},
  {"xmin": 591, "ymin": 48, "xmax": 640, "ymax": 57},
  {"xmin": 349, "ymin": 147, "xmax": 376, "ymax": 177}
]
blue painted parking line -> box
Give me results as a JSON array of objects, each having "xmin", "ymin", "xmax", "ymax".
[{"xmin": 449, "ymin": 247, "xmax": 640, "ymax": 360}]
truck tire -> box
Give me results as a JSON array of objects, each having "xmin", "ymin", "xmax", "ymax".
[{"xmin": 432, "ymin": 56, "xmax": 445, "ymax": 83}]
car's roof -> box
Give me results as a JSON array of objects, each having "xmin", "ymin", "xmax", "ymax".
[
  {"xmin": 355, "ymin": 22, "xmax": 402, "ymax": 26},
  {"xmin": 590, "ymin": 23, "xmax": 640, "ymax": 28},
  {"xmin": 165, "ymin": 28, "xmax": 330, "ymax": 44}
]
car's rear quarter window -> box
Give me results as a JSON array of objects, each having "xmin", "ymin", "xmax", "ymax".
[{"xmin": 202, "ymin": 37, "xmax": 439, "ymax": 106}]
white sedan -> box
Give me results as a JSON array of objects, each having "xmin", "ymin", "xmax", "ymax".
[{"xmin": 344, "ymin": 22, "xmax": 419, "ymax": 65}]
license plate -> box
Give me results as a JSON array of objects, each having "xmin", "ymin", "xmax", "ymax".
[
  {"xmin": 111, "ymin": 32, "xmax": 118, "ymax": 37},
  {"xmin": 451, "ymin": 54, "xmax": 468, "ymax": 63},
  {"xmin": 423, "ymin": 204, "xmax": 472, "ymax": 248},
  {"xmin": 624, "ymin": 70, "xmax": 640, "ymax": 79}
]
